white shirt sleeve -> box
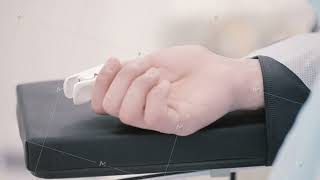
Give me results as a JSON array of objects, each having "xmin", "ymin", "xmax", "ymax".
[
  {"xmin": 247, "ymin": 32, "xmax": 320, "ymax": 89},
  {"xmin": 268, "ymin": 76, "xmax": 320, "ymax": 180}
]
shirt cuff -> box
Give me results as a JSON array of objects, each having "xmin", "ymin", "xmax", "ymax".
[{"xmin": 256, "ymin": 55, "xmax": 310, "ymax": 165}]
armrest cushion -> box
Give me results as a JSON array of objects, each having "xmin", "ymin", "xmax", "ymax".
[{"xmin": 16, "ymin": 80, "xmax": 267, "ymax": 179}]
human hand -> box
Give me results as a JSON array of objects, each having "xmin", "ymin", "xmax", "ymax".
[{"xmin": 91, "ymin": 45, "xmax": 264, "ymax": 136}]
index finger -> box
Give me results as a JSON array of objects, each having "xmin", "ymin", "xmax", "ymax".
[{"xmin": 91, "ymin": 57, "xmax": 122, "ymax": 114}]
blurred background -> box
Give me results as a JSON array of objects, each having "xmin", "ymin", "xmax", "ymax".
[{"xmin": 0, "ymin": 0, "xmax": 317, "ymax": 179}]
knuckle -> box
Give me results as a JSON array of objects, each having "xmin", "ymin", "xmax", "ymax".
[
  {"xmin": 99, "ymin": 67, "xmax": 113, "ymax": 77},
  {"xmin": 100, "ymin": 58, "xmax": 120, "ymax": 76},
  {"xmin": 142, "ymin": 73, "xmax": 155, "ymax": 81},
  {"xmin": 136, "ymin": 74, "xmax": 153, "ymax": 85},
  {"xmin": 150, "ymin": 87, "xmax": 162, "ymax": 96},
  {"xmin": 119, "ymin": 111, "xmax": 132, "ymax": 125},
  {"xmin": 121, "ymin": 63, "xmax": 140, "ymax": 77},
  {"xmin": 99, "ymin": 64, "xmax": 118, "ymax": 77},
  {"xmin": 102, "ymin": 98, "xmax": 118, "ymax": 116},
  {"xmin": 144, "ymin": 115, "xmax": 158, "ymax": 127},
  {"xmin": 119, "ymin": 104, "xmax": 142, "ymax": 126},
  {"xmin": 130, "ymin": 70, "xmax": 158, "ymax": 90}
]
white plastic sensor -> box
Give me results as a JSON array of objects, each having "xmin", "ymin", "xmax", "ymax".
[{"xmin": 63, "ymin": 65, "xmax": 103, "ymax": 105}]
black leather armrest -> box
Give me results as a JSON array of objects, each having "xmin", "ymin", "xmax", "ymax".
[{"xmin": 16, "ymin": 80, "xmax": 267, "ymax": 179}]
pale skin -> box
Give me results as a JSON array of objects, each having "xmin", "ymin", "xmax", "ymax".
[{"xmin": 91, "ymin": 45, "xmax": 264, "ymax": 136}]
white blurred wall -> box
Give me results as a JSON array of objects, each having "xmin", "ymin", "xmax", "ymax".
[{"xmin": 0, "ymin": 0, "xmax": 316, "ymax": 179}]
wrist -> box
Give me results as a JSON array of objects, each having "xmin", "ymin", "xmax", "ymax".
[{"xmin": 230, "ymin": 58, "xmax": 265, "ymax": 111}]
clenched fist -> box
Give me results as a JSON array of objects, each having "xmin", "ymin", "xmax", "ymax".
[{"xmin": 91, "ymin": 45, "xmax": 264, "ymax": 136}]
